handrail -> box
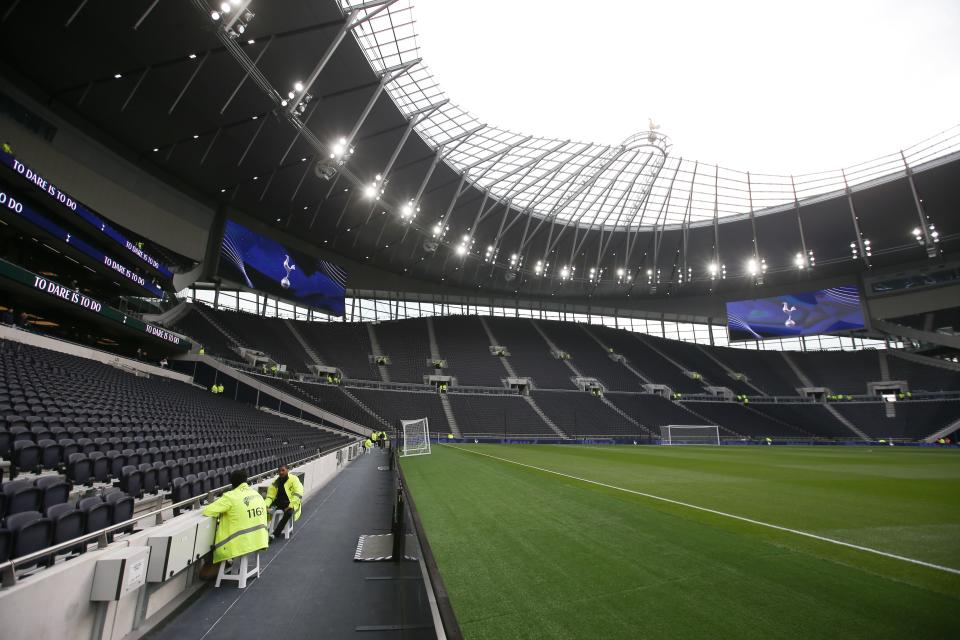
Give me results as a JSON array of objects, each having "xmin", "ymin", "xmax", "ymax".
[{"xmin": 0, "ymin": 440, "xmax": 359, "ymax": 588}]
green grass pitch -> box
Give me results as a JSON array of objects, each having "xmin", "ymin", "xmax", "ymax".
[{"xmin": 400, "ymin": 444, "xmax": 960, "ymax": 639}]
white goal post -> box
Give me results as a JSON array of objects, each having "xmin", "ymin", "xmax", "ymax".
[
  {"xmin": 660, "ymin": 425, "xmax": 720, "ymax": 445},
  {"xmin": 401, "ymin": 418, "xmax": 432, "ymax": 457}
]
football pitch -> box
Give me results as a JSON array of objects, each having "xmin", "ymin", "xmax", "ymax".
[{"xmin": 400, "ymin": 444, "xmax": 960, "ymax": 640}]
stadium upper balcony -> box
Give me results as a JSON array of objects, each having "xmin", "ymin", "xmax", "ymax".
[{"xmin": 165, "ymin": 308, "xmax": 960, "ymax": 398}]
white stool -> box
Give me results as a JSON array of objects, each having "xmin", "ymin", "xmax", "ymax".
[
  {"xmin": 215, "ymin": 552, "xmax": 260, "ymax": 589},
  {"xmin": 270, "ymin": 509, "xmax": 293, "ymax": 539}
]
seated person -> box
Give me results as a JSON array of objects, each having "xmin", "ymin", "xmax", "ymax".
[
  {"xmin": 264, "ymin": 464, "xmax": 303, "ymax": 539},
  {"xmin": 203, "ymin": 469, "xmax": 268, "ymax": 564}
]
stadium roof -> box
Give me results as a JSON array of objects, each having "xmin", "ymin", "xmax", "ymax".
[
  {"xmin": 0, "ymin": 0, "xmax": 958, "ymax": 300},
  {"xmin": 343, "ymin": 0, "xmax": 960, "ymax": 229}
]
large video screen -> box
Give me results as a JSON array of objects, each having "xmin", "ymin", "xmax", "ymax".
[
  {"xmin": 219, "ymin": 219, "xmax": 346, "ymax": 316},
  {"xmin": 726, "ymin": 286, "xmax": 865, "ymax": 341}
]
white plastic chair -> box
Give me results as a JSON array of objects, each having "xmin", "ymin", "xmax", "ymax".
[
  {"xmin": 215, "ymin": 552, "xmax": 260, "ymax": 589},
  {"xmin": 270, "ymin": 509, "xmax": 293, "ymax": 539}
]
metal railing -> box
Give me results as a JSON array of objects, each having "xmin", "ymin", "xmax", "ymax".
[{"xmin": 0, "ymin": 441, "xmax": 359, "ymax": 588}]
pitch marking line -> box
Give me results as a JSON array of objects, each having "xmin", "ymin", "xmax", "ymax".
[{"xmin": 445, "ymin": 444, "xmax": 960, "ymax": 577}]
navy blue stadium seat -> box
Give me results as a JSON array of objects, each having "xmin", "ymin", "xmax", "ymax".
[
  {"xmin": 104, "ymin": 491, "xmax": 134, "ymax": 528},
  {"xmin": 6, "ymin": 510, "xmax": 52, "ymax": 564},
  {"xmin": 88, "ymin": 452, "xmax": 110, "ymax": 483},
  {"xmin": 46, "ymin": 503, "xmax": 84, "ymax": 557},
  {"xmin": 58, "ymin": 438, "xmax": 79, "ymax": 460},
  {"xmin": 66, "ymin": 453, "xmax": 93, "ymax": 486},
  {"xmin": 118, "ymin": 466, "xmax": 143, "ymax": 499},
  {"xmin": 37, "ymin": 439, "xmax": 63, "ymax": 470},
  {"xmin": 0, "ymin": 430, "xmax": 12, "ymax": 458},
  {"xmin": 35, "ymin": 477, "xmax": 70, "ymax": 511},
  {"xmin": 106, "ymin": 451, "xmax": 126, "ymax": 479},
  {"xmin": 12, "ymin": 440, "xmax": 41, "ymax": 475},
  {"xmin": 0, "ymin": 528, "xmax": 10, "ymax": 562},
  {"xmin": 3, "ymin": 480, "xmax": 42, "ymax": 515},
  {"xmin": 138, "ymin": 463, "xmax": 157, "ymax": 495},
  {"xmin": 77, "ymin": 496, "xmax": 110, "ymax": 535},
  {"xmin": 153, "ymin": 462, "xmax": 171, "ymax": 492}
]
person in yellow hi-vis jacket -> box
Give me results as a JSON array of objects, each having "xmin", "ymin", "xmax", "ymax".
[
  {"xmin": 264, "ymin": 464, "xmax": 303, "ymax": 539},
  {"xmin": 203, "ymin": 470, "xmax": 269, "ymax": 564}
]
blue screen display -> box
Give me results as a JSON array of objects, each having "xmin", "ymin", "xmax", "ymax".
[
  {"xmin": 219, "ymin": 219, "xmax": 346, "ymax": 316},
  {"xmin": 726, "ymin": 286, "xmax": 865, "ymax": 341}
]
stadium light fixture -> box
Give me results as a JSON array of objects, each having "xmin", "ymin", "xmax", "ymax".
[
  {"xmin": 455, "ymin": 234, "xmax": 474, "ymax": 257},
  {"xmin": 364, "ymin": 174, "xmax": 383, "ymax": 200},
  {"xmin": 329, "ymin": 137, "xmax": 355, "ymax": 163},
  {"xmin": 399, "ymin": 200, "xmax": 419, "ymax": 223}
]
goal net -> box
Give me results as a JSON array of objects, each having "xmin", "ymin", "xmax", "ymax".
[
  {"xmin": 401, "ymin": 418, "xmax": 431, "ymax": 457},
  {"xmin": 660, "ymin": 425, "xmax": 720, "ymax": 445}
]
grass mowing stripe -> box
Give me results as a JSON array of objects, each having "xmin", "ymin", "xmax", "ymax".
[{"xmin": 445, "ymin": 444, "xmax": 960, "ymax": 577}]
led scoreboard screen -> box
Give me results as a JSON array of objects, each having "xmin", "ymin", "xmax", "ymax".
[{"xmin": 726, "ymin": 286, "xmax": 865, "ymax": 341}]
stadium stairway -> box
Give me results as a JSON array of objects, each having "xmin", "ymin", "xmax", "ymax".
[
  {"xmin": 283, "ymin": 318, "xmax": 325, "ymax": 368},
  {"xmin": 694, "ymin": 345, "xmax": 766, "ymax": 395},
  {"xmin": 144, "ymin": 450, "xmax": 434, "ymax": 640},
  {"xmin": 366, "ymin": 324, "xmax": 390, "ymax": 383},
  {"xmin": 523, "ymin": 396, "xmax": 568, "ymax": 438},
  {"xmin": 191, "ymin": 303, "xmax": 246, "ymax": 352},
  {"xmin": 478, "ymin": 316, "xmax": 517, "ymax": 379},
  {"xmin": 780, "ymin": 351, "xmax": 815, "ymax": 388},
  {"xmin": 439, "ymin": 395, "xmax": 461, "ymax": 437},
  {"xmin": 600, "ymin": 397, "xmax": 654, "ymax": 435},
  {"xmin": 579, "ymin": 325, "xmax": 652, "ymax": 386},
  {"xmin": 823, "ymin": 404, "xmax": 870, "ymax": 441}
]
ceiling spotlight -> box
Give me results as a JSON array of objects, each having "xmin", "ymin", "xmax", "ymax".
[
  {"xmin": 400, "ymin": 200, "xmax": 419, "ymax": 222},
  {"xmin": 192, "ymin": 134, "xmax": 199, "ymax": 139},
  {"xmin": 248, "ymin": 39, "xmax": 255, "ymax": 44},
  {"xmin": 188, "ymin": 53, "xmax": 197, "ymax": 60},
  {"xmin": 210, "ymin": 10, "xmax": 220, "ymax": 20},
  {"xmin": 152, "ymin": 147, "xmax": 159, "ymax": 152},
  {"xmin": 294, "ymin": 81, "xmax": 304, "ymax": 93},
  {"xmin": 219, "ymin": 2, "xmax": 231, "ymax": 13},
  {"xmin": 114, "ymin": 73, "xmax": 122, "ymax": 79},
  {"xmin": 617, "ymin": 268, "xmax": 625, "ymax": 277},
  {"xmin": 455, "ymin": 244, "xmax": 467, "ymax": 256}
]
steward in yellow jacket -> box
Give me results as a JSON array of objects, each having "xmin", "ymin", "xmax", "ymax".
[
  {"xmin": 264, "ymin": 464, "xmax": 304, "ymax": 538},
  {"xmin": 202, "ymin": 470, "xmax": 268, "ymax": 564}
]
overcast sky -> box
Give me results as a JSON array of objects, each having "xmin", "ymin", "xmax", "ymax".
[{"xmin": 412, "ymin": 0, "xmax": 960, "ymax": 175}]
